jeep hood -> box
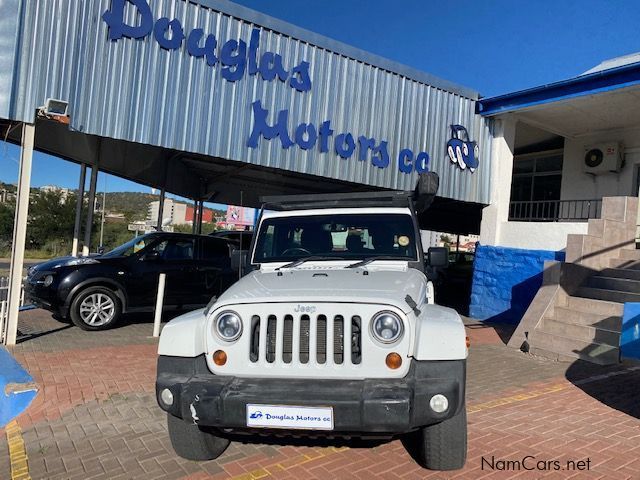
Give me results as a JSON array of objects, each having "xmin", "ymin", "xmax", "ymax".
[{"xmin": 214, "ymin": 266, "xmax": 427, "ymax": 314}]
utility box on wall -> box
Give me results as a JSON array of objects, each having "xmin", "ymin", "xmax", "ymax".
[{"xmin": 621, "ymin": 303, "xmax": 640, "ymax": 360}]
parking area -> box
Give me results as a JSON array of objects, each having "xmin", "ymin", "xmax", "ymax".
[{"xmin": 1, "ymin": 310, "xmax": 639, "ymax": 480}]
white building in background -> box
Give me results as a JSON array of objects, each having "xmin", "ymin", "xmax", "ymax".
[
  {"xmin": 147, "ymin": 199, "xmax": 188, "ymax": 226},
  {"xmin": 40, "ymin": 184, "xmax": 71, "ymax": 201}
]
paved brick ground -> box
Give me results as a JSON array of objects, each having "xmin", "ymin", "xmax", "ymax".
[{"xmin": 1, "ymin": 309, "xmax": 639, "ymax": 480}]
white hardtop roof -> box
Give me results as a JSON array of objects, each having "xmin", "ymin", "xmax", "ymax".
[{"xmin": 261, "ymin": 207, "xmax": 414, "ymax": 219}]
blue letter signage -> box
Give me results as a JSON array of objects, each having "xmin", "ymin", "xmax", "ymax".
[
  {"xmin": 102, "ymin": 0, "xmax": 311, "ymax": 91},
  {"xmin": 102, "ymin": 0, "xmax": 448, "ymax": 176}
]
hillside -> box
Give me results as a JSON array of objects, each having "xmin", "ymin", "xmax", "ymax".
[{"xmin": 102, "ymin": 192, "xmax": 158, "ymax": 221}]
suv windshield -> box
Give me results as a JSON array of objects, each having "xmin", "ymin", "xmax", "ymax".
[
  {"xmin": 102, "ymin": 234, "xmax": 158, "ymax": 258},
  {"xmin": 253, "ymin": 213, "xmax": 417, "ymax": 263}
]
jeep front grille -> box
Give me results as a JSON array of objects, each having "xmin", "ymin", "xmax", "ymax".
[{"xmin": 249, "ymin": 314, "xmax": 362, "ymax": 365}]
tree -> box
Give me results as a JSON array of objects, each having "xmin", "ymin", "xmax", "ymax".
[
  {"xmin": 0, "ymin": 202, "xmax": 15, "ymax": 240},
  {"xmin": 27, "ymin": 190, "xmax": 98, "ymax": 253}
]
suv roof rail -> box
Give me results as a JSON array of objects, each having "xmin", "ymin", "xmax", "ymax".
[{"xmin": 260, "ymin": 190, "xmax": 415, "ymax": 211}]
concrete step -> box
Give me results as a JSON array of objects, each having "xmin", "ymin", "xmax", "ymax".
[
  {"xmin": 540, "ymin": 318, "xmax": 620, "ymax": 346},
  {"xmin": 529, "ymin": 330, "xmax": 620, "ymax": 365},
  {"xmin": 587, "ymin": 276, "xmax": 640, "ymax": 293},
  {"xmin": 599, "ymin": 268, "xmax": 640, "ymax": 281},
  {"xmin": 566, "ymin": 295, "xmax": 624, "ymax": 316},
  {"xmin": 617, "ymin": 249, "xmax": 640, "ymax": 261},
  {"xmin": 575, "ymin": 286, "xmax": 640, "ymax": 304},
  {"xmin": 552, "ymin": 306, "xmax": 622, "ymax": 331},
  {"xmin": 609, "ymin": 258, "xmax": 640, "ymax": 269}
]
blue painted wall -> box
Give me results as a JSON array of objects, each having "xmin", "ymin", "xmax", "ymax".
[
  {"xmin": 470, "ymin": 244, "xmax": 565, "ymax": 324},
  {"xmin": 621, "ymin": 303, "xmax": 640, "ymax": 360},
  {"xmin": 0, "ymin": 347, "xmax": 37, "ymax": 427}
]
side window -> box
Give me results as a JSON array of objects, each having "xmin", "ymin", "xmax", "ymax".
[
  {"xmin": 159, "ymin": 238, "xmax": 195, "ymax": 261},
  {"xmin": 201, "ymin": 239, "xmax": 229, "ymax": 260}
]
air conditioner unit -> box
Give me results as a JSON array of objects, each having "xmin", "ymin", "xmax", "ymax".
[{"xmin": 583, "ymin": 143, "xmax": 623, "ymax": 174}]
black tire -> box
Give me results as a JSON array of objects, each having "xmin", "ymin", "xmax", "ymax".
[
  {"xmin": 414, "ymin": 407, "xmax": 467, "ymax": 470},
  {"xmin": 167, "ymin": 413, "xmax": 230, "ymax": 461},
  {"xmin": 69, "ymin": 286, "xmax": 122, "ymax": 331}
]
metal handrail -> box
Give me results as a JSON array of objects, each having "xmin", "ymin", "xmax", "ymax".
[{"xmin": 509, "ymin": 199, "xmax": 602, "ymax": 222}]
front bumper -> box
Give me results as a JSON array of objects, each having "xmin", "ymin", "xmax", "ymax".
[
  {"xmin": 23, "ymin": 280, "xmax": 66, "ymax": 315},
  {"xmin": 156, "ymin": 355, "xmax": 465, "ymax": 434}
]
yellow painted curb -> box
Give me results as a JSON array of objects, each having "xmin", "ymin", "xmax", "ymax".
[{"xmin": 5, "ymin": 421, "xmax": 30, "ymax": 480}]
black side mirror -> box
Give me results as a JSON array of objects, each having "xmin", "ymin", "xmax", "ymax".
[
  {"xmin": 427, "ymin": 247, "xmax": 448, "ymax": 268},
  {"xmin": 141, "ymin": 250, "xmax": 160, "ymax": 261}
]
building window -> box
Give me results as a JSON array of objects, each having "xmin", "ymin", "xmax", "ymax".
[
  {"xmin": 509, "ymin": 151, "xmax": 574, "ymax": 221},
  {"xmin": 511, "ymin": 152, "xmax": 563, "ymax": 203}
]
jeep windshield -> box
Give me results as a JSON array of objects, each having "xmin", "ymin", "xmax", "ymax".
[{"xmin": 253, "ymin": 213, "xmax": 418, "ymax": 264}]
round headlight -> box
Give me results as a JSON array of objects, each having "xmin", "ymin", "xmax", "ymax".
[
  {"xmin": 43, "ymin": 275, "xmax": 54, "ymax": 287},
  {"xmin": 371, "ymin": 311, "xmax": 404, "ymax": 344},
  {"xmin": 214, "ymin": 311, "xmax": 242, "ymax": 342}
]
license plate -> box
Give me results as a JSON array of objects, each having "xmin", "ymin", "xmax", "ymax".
[{"xmin": 246, "ymin": 404, "xmax": 334, "ymax": 430}]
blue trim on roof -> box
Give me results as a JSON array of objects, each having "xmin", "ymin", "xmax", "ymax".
[{"xmin": 477, "ymin": 61, "xmax": 640, "ymax": 116}]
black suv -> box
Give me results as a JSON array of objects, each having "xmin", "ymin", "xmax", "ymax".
[{"xmin": 25, "ymin": 233, "xmax": 235, "ymax": 331}]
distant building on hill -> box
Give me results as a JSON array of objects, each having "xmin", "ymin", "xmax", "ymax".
[
  {"xmin": 147, "ymin": 198, "xmax": 217, "ymax": 226},
  {"xmin": 40, "ymin": 185, "xmax": 71, "ymax": 201}
]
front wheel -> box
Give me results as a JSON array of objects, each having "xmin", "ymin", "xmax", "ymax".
[
  {"xmin": 69, "ymin": 286, "xmax": 121, "ymax": 331},
  {"xmin": 412, "ymin": 407, "xmax": 467, "ymax": 470},
  {"xmin": 167, "ymin": 414, "xmax": 230, "ymax": 461}
]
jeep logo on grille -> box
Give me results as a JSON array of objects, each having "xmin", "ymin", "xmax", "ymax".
[{"xmin": 294, "ymin": 304, "xmax": 316, "ymax": 313}]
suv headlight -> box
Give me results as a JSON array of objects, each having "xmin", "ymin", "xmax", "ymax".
[
  {"xmin": 371, "ymin": 311, "xmax": 404, "ymax": 344},
  {"xmin": 214, "ymin": 311, "xmax": 243, "ymax": 342}
]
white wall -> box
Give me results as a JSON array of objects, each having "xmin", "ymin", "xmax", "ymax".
[
  {"xmin": 480, "ymin": 118, "xmax": 516, "ymax": 245},
  {"xmin": 561, "ymin": 127, "xmax": 640, "ymax": 200},
  {"xmin": 499, "ymin": 221, "xmax": 588, "ymax": 251}
]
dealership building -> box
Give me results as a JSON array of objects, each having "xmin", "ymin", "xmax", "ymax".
[{"xmin": 1, "ymin": 0, "xmax": 639, "ymax": 362}]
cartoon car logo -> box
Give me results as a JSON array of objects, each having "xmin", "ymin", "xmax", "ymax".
[
  {"xmin": 447, "ymin": 125, "xmax": 479, "ymax": 172},
  {"xmin": 249, "ymin": 411, "xmax": 263, "ymax": 419}
]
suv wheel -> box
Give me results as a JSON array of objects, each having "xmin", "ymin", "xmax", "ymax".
[
  {"xmin": 414, "ymin": 406, "xmax": 467, "ymax": 470},
  {"xmin": 167, "ymin": 413, "xmax": 230, "ymax": 461},
  {"xmin": 70, "ymin": 286, "xmax": 122, "ymax": 331}
]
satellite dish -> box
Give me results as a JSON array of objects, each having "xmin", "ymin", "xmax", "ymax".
[
  {"xmin": 584, "ymin": 148, "xmax": 603, "ymax": 168},
  {"xmin": 162, "ymin": 217, "xmax": 172, "ymax": 226}
]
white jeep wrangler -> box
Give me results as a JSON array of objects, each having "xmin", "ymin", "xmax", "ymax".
[{"xmin": 156, "ymin": 178, "xmax": 468, "ymax": 471}]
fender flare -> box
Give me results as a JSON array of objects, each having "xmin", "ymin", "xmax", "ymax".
[
  {"xmin": 64, "ymin": 277, "xmax": 128, "ymax": 312},
  {"xmin": 413, "ymin": 304, "xmax": 467, "ymax": 361}
]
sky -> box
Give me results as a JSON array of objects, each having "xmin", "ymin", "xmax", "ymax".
[{"xmin": 1, "ymin": 0, "xmax": 639, "ymax": 194}]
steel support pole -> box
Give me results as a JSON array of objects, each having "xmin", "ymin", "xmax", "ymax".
[
  {"xmin": 71, "ymin": 164, "xmax": 86, "ymax": 257},
  {"xmin": 192, "ymin": 200, "xmax": 198, "ymax": 234},
  {"xmin": 5, "ymin": 124, "xmax": 34, "ymax": 346},
  {"xmin": 156, "ymin": 188, "xmax": 166, "ymax": 231},
  {"xmin": 197, "ymin": 200, "xmax": 204, "ymax": 234},
  {"xmin": 82, "ymin": 165, "xmax": 98, "ymax": 256}
]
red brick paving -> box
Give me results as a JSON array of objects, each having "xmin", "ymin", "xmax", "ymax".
[
  {"xmin": 12, "ymin": 344, "xmax": 157, "ymax": 428},
  {"xmin": 1, "ymin": 310, "xmax": 639, "ymax": 480}
]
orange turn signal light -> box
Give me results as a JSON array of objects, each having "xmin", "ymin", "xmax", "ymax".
[
  {"xmin": 466, "ymin": 336, "xmax": 471, "ymax": 349},
  {"xmin": 213, "ymin": 350, "xmax": 227, "ymax": 366},
  {"xmin": 385, "ymin": 352, "xmax": 402, "ymax": 369}
]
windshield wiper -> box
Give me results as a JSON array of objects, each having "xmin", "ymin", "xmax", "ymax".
[
  {"xmin": 277, "ymin": 256, "xmax": 346, "ymax": 270},
  {"xmin": 346, "ymin": 256, "xmax": 409, "ymax": 269}
]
